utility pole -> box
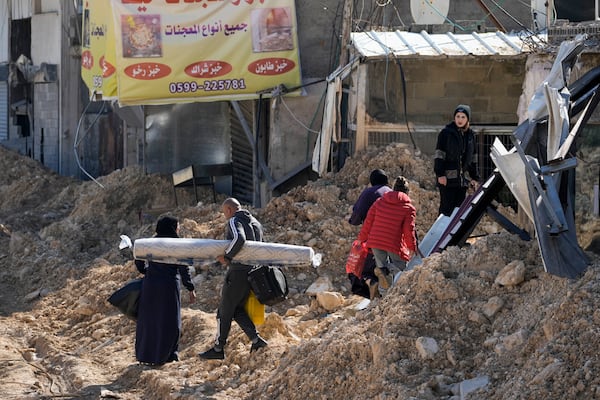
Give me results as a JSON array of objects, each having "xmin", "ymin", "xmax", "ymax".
[{"xmin": 339, "ymin": 0, "xmax": 353, "ymax": 67}]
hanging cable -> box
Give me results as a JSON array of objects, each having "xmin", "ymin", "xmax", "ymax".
[
  {"xmin": 422, "ymin": 0, "xmax": 467, "ymax": 31},
  {"xmin": 488, "ymin": 0, "xmax": 531, "ymax": 33},
  {"xmin": 388, "ymin": 0, "xmax": 407, "ymax": 28},
  {"xmin": 394, "ymin": 56, "xmax": 419, "ymax": 152},
  {"xmin": 73, "ymin": 91, "xmax": 105, "ymax": 188},
  {"xmin": 279, "ymin": 96, "xmax": 321, "ymax": 134},
  {"xmin": 363, "ymin": 29, "xmax": 419, "ymax": 152}
]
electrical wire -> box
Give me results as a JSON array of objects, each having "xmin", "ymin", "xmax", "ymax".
[
  {"xmin": 328, "ymin": 0, "xmax": 344, "ymax": 74},
  {"xmin": 355, "ymin": 0, "xmax": 366, "ymax": 31},
  {"xmin": 279, "ymin": 96, "xmax": 321, "ymax": 134},
  {"xmin": 73, "ymin": 92, "xmax": 106, "ymax": 188},
  {"xmin": 346, "ymin": 0, "xmax": 548, "ymax": 153},
  {"xmin": 419, "ymin": 0, "xmax": 533, "ymax": 33},
  {"xmin": 360, "ymin": 29, "xmax": 419, "ymax": 152},
  {"xmin": 389, "ymin": 0, "xmax": 406, "ymax": 28},
  {"xmin": 487, "ymin": 0, "xmax": 531, "ymax": 33},
  {"xmin": 422, "ymin": 0, "xmax": 467, "ymax": 31}
]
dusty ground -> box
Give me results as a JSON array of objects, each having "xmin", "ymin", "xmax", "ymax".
[{"xmin": 0, "ymin": 142, "xmax": 599, "ymax": 400}]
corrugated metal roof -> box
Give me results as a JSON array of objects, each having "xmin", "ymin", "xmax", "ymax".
[{"xmin": 350, "ymin": 30, "xmax": 546, "ymax": 59}]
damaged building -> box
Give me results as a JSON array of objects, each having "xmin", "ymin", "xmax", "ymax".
[{"xmin": 0, "ymin": 0, "xmax": 598, "ymax": 238}]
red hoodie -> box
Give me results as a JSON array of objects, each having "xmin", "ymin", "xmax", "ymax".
[{"xmin": 357, "ymin": 191, "xmax": 416, "ymax": 261}]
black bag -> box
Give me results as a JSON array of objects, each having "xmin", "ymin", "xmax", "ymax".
[
  {"xmin": 107, "ymin": 278, "xmax": 142, "ymax": 320},
  {"xmin": 247, "ymin": 265, "xmax": 288, "ymax": 306}
]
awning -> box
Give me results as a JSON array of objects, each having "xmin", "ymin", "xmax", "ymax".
[{"xmin": 351, "ymin": 30, "xmax": 546, "ymax": 59}]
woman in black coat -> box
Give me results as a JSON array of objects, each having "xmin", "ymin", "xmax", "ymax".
[
  {"xmin": 434, "ymin": 104, "xmax": 480, "ymax": 216},
  {"xmin": 134, "ymin": 216, "xmax": 196, "ymax": 366}
]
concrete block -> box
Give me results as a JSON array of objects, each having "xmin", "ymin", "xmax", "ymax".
[{"xmin": 459, "ymin": 375, "xmax": 489, "ymax": 399}]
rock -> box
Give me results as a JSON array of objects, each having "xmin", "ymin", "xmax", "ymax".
[
  {"xmin": 468, "ymin": 310, "xmax": 488, "ymax": 324},
  {"xmin": 482, "ymin": 296, "xmax": 504, "ymax": 318},
  {"xmin": 502, "ymin": 328, "xmax": 528, "ymax": 351},
  {"xmin": 9, "ymin": 231, "xmax": 29, "ymax": 256},
  {"xmin": 100, "ymin": 388, "xmax": 122, "ymax": 398},
  {"xmin": 92, "ymin": 329, "xmax": 106, "ymax": 340},
  {"xmin": 369, "ymin": 335, "xmax": 387, "ymax": 368},
  {"xmin": 483, "ymin": 336, "xmax": 499, "ymax": 348},
  {"xmin": 495, "ymin": 260, "xmax": 525, "ymax": 286},
  {"xmin": 74, "ymin": 296, "xmax": 95, "ymax": 316},
  {"xmin": 416, "ymin": 336, "xmax": 439, "ymax": 359},
  {"xmin": 305, "ymin": 276, "xmax": 334, "ymax": 296},
  {"xmin": 22, "ymin": 348, "xmax": 36, "ymax": 361},
  {"xmin": 296, "ymin": 272, "xmax": 307, "ymax": 281},
  {"xmin": 529, "ymin": 360, "xmax": 563, "ymax": 385},
  {"xmin": 315, "ymin": 291, "xmax": 344, "ymax": 311},
  {"xmin": 24, "ymin": 289, "xmax": 41, "ymax": 302},
  {"xmin": 446, "ymin": 349, "xmax": 457, "ymax": 366},
  {"xmin": 459, "ymin": 375, "xmax": 489, "ymax": 399}
]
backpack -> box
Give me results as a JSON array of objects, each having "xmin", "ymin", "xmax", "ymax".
[{"xmin": 247, "ymin": 265, "xmax": 289, "ymax": 306}]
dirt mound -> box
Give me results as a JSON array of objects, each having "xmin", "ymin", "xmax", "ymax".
[{"xmin": 0, "ymin": 142, "xmax": 598, "ymax": 400}]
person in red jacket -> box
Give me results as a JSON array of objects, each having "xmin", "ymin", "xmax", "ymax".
[{"xmin": 357, "ymin": 176, "xmax": 417, "ymax": 290}]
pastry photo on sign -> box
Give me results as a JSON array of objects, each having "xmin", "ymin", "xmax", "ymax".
[
  {"xmin": 121, "ymin": 14, "xmax": 163, "ymax": 58},
  {"xmin": 251, "ymin": 7, "xmax": 294, "ymax": 53}
]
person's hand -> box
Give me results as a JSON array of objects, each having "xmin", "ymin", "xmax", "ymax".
[
  {"xmin": 470, "ymin": 180, "xmax": 479, "ymax": 189},
  {"xmin": 216, "ymin": 255, "xmax": 229, "ymax": 265},
  {"xmin": 189, "ymin": 290, "xmax": 197, "ymax": 303},
  {"xmin": 437, "ymin": 176, "xmax": 447, "ymax": 186}
]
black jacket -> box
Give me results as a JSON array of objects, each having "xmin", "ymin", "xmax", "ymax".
[
  {"xmin": 434, "ymin": 121, "xmax": 479, "ymax": 188},
  {"xmin": 223, "ymin": 209, "xmax": 263, "ymax": 263}
]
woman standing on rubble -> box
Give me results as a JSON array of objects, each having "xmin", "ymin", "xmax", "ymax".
[
  {"xmin": 434, "ymin": 104, "xmax": 480, "ymax": 217},
  {"xmin": 134, "ymin": 216, "xmax": 196, "ymax": 366}
]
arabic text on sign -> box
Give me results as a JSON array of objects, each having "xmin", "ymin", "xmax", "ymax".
[{"xmin": 124, "ymin": 62, "xmax": 172, "ymax": 80}]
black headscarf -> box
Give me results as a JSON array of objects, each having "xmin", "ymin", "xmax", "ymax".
[
  {"xmin": 369, "ymin": 169, "xmax": 388, "ymax": 186},
  {"xmin": 155, "ymin": 216, "xmax": 179, "ymax": 238}
]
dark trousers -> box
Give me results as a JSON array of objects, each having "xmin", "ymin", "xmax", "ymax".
[
  {"xmin": 215, "ymin": 266, "xmax": 258, "ymax": 348},
  {"xmin": 349, "ymin": 253, "xmax": 377, "ymax": 299},
  {"xmin": 438, "ymin": 185, "xmax": 467, "ymax": 217}
]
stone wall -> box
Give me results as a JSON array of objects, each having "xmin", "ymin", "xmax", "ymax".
[{"xmin": 366, "ymin": 56, "xmax": 528, "ymax": 126}]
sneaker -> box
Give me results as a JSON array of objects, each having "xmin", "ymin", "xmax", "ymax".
[
  {"xmin": 198, "ymin": 347, "xmax": 224, "ymax": 360},
  {"xmin": 250, "ymin": 336, "xmax": 268, "ymax": 353},
  {"xmin": 374, "ymin": 267, "xmax": 391, "ymax": 289},
  {"xmin": 366, "ymin": 278, "xmax": 380, "ymax": 300},
  {"xmin": 139, "ymin": 362, "xmax": 163, "ymax": 368}
]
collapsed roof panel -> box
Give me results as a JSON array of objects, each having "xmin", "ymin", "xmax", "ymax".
[
  {"xmin": 417, "ymin": 34, "xmax": 595, "ymax": 279},
  {"xmin": 350, "ymin": 30, "xmax": 545, "ymax": 59}
]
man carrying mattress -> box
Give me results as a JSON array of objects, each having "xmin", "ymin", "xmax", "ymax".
[{"xmin": 199, "ymin": 197, "xmax": 268, "ymax": 360}]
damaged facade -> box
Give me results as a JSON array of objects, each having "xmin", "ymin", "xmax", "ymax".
[{"xmin": 0, "ymin": 0, "xmax": 598, "ymax": 213}]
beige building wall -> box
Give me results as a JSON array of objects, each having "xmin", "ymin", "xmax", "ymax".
[{"xmin": 366, "ymin": 56, "xmax": 528, "ymax": 127}]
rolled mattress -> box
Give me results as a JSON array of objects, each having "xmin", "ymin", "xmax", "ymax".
[{"xmin": 133, "ymin": 238, "xmax": 315, "ymax": 266}]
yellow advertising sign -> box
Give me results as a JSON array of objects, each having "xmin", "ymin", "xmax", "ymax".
[
  {"xmin": 106, "ymin": 0, "xmax": 302, "ymax": 106},
  {"xmin": 81, "ymin": 0, "xmax": 118, "ymax": 99}
]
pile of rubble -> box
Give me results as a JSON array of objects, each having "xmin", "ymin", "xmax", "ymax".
[{"xmin": 0, "ymin": 142, "xmax": 598, "ymax": 399}]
